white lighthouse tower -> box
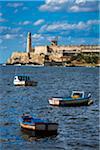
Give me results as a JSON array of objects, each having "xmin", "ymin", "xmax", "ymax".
[{"xmin": 26, "ymin": 32, "xmax": 32, "ymax": 53}]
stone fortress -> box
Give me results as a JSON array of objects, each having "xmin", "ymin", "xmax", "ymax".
[{"xmin": 7, "ymin": 32, "xmax": 100, "ymax": 66}]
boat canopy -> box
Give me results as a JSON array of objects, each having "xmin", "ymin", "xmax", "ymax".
[
  {"xmin": 71, "ymin": 91, "xmax": 84, "ymax": 98},
  {"xmin": 14, "ymin": 75, "xmax": 30, "ymax": 81}
]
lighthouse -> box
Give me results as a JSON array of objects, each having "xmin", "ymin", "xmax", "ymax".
[{"xmin": 26, "ymin": 32, "xmax": 32, "ymax": 53}]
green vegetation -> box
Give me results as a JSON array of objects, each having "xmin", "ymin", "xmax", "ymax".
[{"xmin": 70, "ymin": 53, "xmax": 99, "ymax": 64}]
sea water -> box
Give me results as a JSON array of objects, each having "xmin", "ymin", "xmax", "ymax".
[{"xmin": 0, "ymin": 66, "xmax": 99, "ymax": 150}]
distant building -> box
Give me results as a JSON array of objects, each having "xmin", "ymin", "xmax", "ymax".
[
  {"xmin": 7, "ymin": 32, "xmax": 100, "ymax": 65},
  {"xmin": 26, "ymin": 32, "xmax": 100, "ymax": 55}
]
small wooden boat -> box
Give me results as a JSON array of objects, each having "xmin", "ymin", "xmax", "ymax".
[
  {"xmin": 48, "ymin": 91, "xmax": 93, "ymax": 106},
  {"xmin": 13, "ymin": 75, "xmax": 37, "ymax": 86},
  {"xmin": 19, "ymin": 114, "xmax": 58, "ymax": 134}
]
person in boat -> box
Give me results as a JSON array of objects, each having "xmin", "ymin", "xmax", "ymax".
[{"xmin": 22, "ymin": 114, "xmax": 32, "ymax": 122}]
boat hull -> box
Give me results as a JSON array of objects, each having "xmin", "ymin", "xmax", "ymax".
[
  {"xmin": 14, "ymin": 81, "xmax": 37, "ymax": 86},
  {"xmin": 19, "ymin": 116, "xmax": 58, "ymax": 133},
  {"xmin": 21, "ymin": 128, "xmax": 58, "ymax": 137},
  {"xmin": 20, "ymin": 122, "xmax": 58, "ymax": 132},
  {"xmin": 49, "ymin": 98, "xmax": 93, "ymax": 106}
]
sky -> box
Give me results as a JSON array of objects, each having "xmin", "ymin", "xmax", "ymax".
[{"xmin": 0, "ymin": 0, "xmax": 100, "ymax": 63}]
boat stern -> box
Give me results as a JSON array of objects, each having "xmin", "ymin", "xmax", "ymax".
[{"xmin": 49, "ymin": 98, "xmax": 60, "ymax": 106}]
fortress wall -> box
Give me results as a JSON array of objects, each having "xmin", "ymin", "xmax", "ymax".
[
  {"xmin": 58, "ymin": 46, "xmax": 81, "ymax": 52},
  {"xmin": 49, "ymin": 45, "xmax": 81, "ymax": 53},
  {"xmin": 11, "ymin": 52, "xmax": 29, "ymax": 58},
  {"xmin": 34, "ymin": 46, "xmax": 48, "ymax": 54},
  {"xmin": 7, "ymin": 52, "xmax": 45, "ymax": 65},
  {"xmin": 81, "ymin": 45, "xmax": 100, "ymax": 52},
  {"xmin": 7, "ymin": 52, "xmax": 29, "ymax": 64},
  {"xmin": 81, "ymin": 49, "xmax": 100, "ymax": 52},
  {"xmin": 49, "ymin": 45, "xmax": 100, "ymax": 53},
  {"xmin": 29, "ymin": 53, "xmax": 44, "ymax": 64}
]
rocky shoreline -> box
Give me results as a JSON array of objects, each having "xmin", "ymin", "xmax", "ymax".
[{"xmin": 6, "ymin": 51, "xmax": 99, "ymax": 67}]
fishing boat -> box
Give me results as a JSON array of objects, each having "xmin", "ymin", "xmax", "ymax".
[
  {"xmin": 48, "ymin": 91, "xmax": 93, "ymax": 106},
  {"xmin": 19, "ymin": 114, "xmax": 58, "ymax": 134},
  {"xmin": 13, "ymin": 75, "xmax": 37, "ymax": 86}
]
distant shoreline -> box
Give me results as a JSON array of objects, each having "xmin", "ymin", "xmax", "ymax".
[{"xmin": 1, "ymin": 63, "xmax": 99, "ymax": 67}]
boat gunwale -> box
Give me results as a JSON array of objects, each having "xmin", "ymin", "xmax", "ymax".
[{"xmin": 49, "ymin": 97, "xmax": 91, "ymax": 101}]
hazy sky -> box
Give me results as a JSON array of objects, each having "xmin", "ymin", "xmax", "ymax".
[{"xmin": 0, "ymin": 0, "xmax": 99, "ymax": 63}]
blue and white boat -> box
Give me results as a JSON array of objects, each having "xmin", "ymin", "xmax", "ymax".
[
  {"xmin": 19, "ymin": 114, "xmax": 58, "ymax": 134},
  {"xmin": 48, "ymin": 91, "xmax": 93, "ymax": 106}
]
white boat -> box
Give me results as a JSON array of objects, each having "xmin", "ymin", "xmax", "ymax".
[{"xmin": 13, "ymin": 75, "xmax": 37, "ymax": 86}]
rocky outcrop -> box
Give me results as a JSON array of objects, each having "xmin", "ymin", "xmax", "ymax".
[
  {"xmin": 7, "ymin": 52, "xmax": 45, "ymax": 65},
  {"xmin": 7, "ymin": 52, "xmax": 29, "ymax": 64}
]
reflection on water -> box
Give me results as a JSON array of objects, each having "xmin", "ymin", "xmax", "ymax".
[
  {"xmin": 21, "ymin": 128, "xmax": 58, "ymax": 141},
  {"xmin": 0, "ymin": 66, "xmax": 99, "ymax": 150}
]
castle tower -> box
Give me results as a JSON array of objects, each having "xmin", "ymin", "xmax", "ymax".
[
  {"xmin": 26, "ymin": 32, "xmax": 32, "ymax": 53},
  {"xmin": 51, "ymin": 37, "xmax": 58, "ymax": 46}
]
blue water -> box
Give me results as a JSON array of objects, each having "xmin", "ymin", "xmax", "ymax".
[{"xmin": 0, "ymin": 66, "xmax": 99, "ymax": 150}]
